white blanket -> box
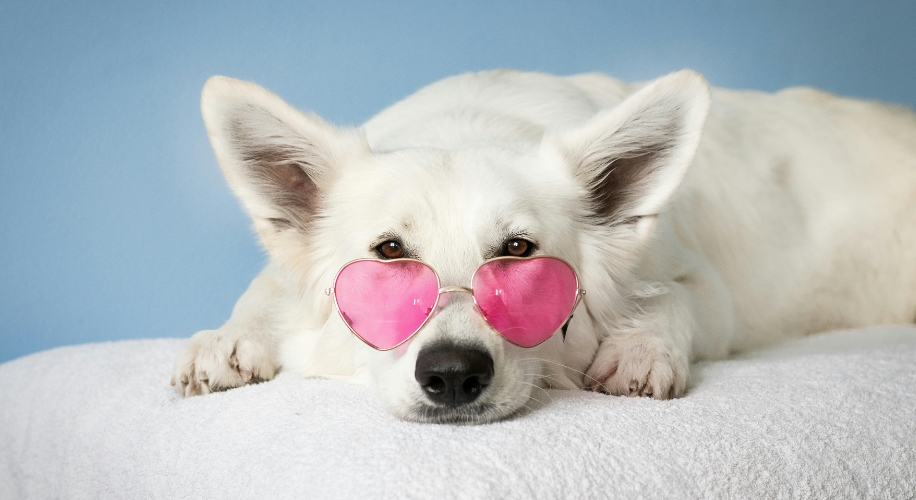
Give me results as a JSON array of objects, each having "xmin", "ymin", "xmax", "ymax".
[{"xmin": 1, "ymin": 326, "xmax": 915, "ymax": 499}]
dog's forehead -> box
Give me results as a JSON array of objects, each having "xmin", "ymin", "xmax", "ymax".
[{"xmin": 353, "ymin": 146, "xmax": 547, "ymax": 274}]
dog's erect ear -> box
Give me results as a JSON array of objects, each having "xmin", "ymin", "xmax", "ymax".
[
  {"xmin": 551, "ymin": 70, "xmax": 710, "ymax": 232},
  {"xmin": 201, "ymin": 76, "xmax": 368, "ymax": 251}
]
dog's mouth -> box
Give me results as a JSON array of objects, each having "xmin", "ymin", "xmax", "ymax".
[
  {"xmin": 407, "ymin": 393, "xmax": 541, "ymax": 424},
  {"xmin": 408, "ymin": 402, "xmax": 503, "ymax": 425}
]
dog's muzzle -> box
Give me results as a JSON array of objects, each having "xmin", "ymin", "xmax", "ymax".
[{"xmin": 414, "ymin": 343, "xmax": 494, "ymax": 406}]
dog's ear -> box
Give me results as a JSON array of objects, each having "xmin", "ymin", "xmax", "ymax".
[
  {"xmin": 550, "ymin": 70, "xmax": 710, "ymax": 237},
  {"xmin": 201, "ymin": 76, "xmax": 368, "ymax": 255}
]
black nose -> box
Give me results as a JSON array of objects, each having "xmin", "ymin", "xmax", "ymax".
[{"xmin": 415, "ymin": 343, "xmax": 494, "ymax": 405}]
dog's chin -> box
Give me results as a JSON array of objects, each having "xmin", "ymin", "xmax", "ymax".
[
  {"xmin": 404, "ymin": 402, "xmax": 510, "ymax": 425},
  {"xmin": 398, "ymin": 388, "xmax": 537, "ymax": 425},
  {"xmin": 399, "ymin": 403, "xmax": 540, "ymax": 425}
]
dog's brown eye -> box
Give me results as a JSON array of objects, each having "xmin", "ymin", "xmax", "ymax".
[
  {"xmin": 376, "ymin": 240, "xmax": 404, "ymax": 259},
  {"xmin": 504, "ymin": 238, "xmax": 532, "ymax": 257}
]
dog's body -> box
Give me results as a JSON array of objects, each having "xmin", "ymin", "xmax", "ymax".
[{"xmin": 174, "ymin": 70, "xmax": 916, "ymax": 423}]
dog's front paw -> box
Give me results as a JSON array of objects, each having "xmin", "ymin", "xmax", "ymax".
[
  {"xmin": 171, "ymin": 329, "xmax": 277, "ymax": 397},
  {"xmin": 584, "ymin": 333, "xmax": 688, "ymax": 399}
]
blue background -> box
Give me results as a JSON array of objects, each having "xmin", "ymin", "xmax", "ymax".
[{"xmin": 2, "ymin": 1, "xmax": 915, "ymax": 363}]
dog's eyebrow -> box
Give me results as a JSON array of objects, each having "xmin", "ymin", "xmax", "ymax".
[{"xmin": 370, "ymin": 231, "xmax": 402, "ymax": 248}]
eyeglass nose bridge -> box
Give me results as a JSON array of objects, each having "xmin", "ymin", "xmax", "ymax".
[{"xmin": 438, "ymin": 285, "xmax": 473, "ymax": 296}]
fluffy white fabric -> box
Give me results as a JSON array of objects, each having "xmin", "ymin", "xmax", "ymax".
[{"xmin": 2, "ymin": 326, "xmax": 914, "ymax": 499}]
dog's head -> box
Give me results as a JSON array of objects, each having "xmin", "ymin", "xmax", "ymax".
[{"xmin": 200, "ymin": 71, "xmax": 709, "ymax": 423}]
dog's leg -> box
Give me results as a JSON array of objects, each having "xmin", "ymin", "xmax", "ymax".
[
  {"xmin": 584, "ymin": 283, "xmax": 694, "ymax": 399},
  {"xmin": 585, "ymin": 234, "xmax": 736, "ymax": 399},
  {"xmin": 171, "ymin": 266, "xmax": 284, "ymax": 396}
]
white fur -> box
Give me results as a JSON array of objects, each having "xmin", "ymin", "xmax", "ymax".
[{"xmin": 173, "ymin": 69, "xmax": 916, "ymax": 423}]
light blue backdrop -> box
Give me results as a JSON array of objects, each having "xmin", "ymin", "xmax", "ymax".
[{"xmin": 2, "ymin": 1, "xmax": 915, "ymax": 363}]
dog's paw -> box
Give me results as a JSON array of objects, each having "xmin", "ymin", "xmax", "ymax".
[
  {"xmin": 584, "ymin": 333, "xmax": 688, "ymax": 399},
  {"xmin": 171, "ymin": 329, "xmax": 277, "ymax": 397}
]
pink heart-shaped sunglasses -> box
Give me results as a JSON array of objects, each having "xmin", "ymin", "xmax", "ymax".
[{"xmin": 325, "ymin": 256, "xmax": 586, "ymax": 350}]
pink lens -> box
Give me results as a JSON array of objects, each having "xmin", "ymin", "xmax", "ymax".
[
  {"xmin": 473, "ymin": 257, "xmax": 579, "ymax": 348},
  {"xmin": 333, "ymin": 260, "xmax": 440, "ymax": 350}
]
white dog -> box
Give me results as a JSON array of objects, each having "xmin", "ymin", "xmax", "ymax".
[{"xmin": 172, "ymin": 69, "xmax": 916, "ymax": 424}]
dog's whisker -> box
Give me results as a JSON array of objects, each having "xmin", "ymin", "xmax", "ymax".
[
  {"xmin": 531, "ymin": 373, "xmax": 563, "ymax": 387},
  {"xmin": 518, "ymin": 381, "xmax": 552, "ymax": 406},
  {"xmin": 521, "ymin": 374, "xmax": 562, "ymax": 395},
  {"xmin": 517, "ymin": 402, "xmax": 537, "ymax": 417},
  {"xmin": 523, "ymin": 390, "xmax": 552, "ymax": 408},
  {"xmin": 517, "ymin": 357, "xmax": 604, "ymax": 386}
]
